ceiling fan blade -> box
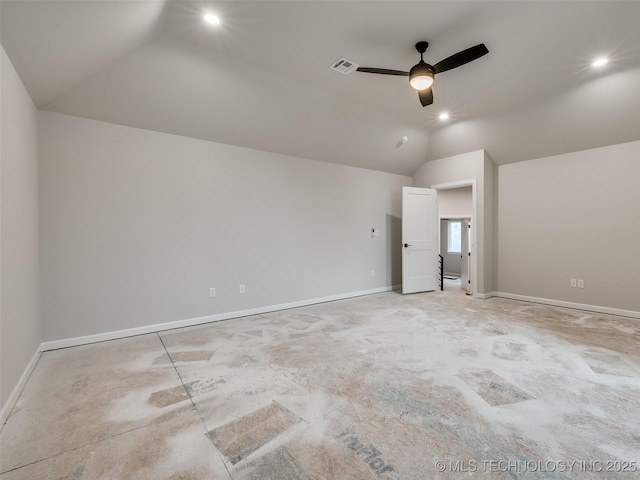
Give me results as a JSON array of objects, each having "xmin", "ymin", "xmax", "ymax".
[
  {"xmin": 356, "ymin": 67, "xmax": 409, "ymax": 77},
  {"xmin": 418, "ymin": 88, "xmax": 433, "ymax": 107},
  {"xmin": 432, "ymin": 44, "xmax": 489, "ymax": 74}
]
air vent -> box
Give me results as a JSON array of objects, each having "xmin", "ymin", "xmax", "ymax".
[{"xmin": 330, "ymin": 58, "xmax": 359, "ymax": 75}]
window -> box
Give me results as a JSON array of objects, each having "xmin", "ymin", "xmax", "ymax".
[{"xmin": 447, "ymin": 220, "xmax": 461, "ymax": 253}]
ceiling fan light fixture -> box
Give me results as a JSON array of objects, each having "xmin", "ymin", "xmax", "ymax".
[{"xmin": 409, "ymin": 63, "xmax": 434, "ymax": 90}]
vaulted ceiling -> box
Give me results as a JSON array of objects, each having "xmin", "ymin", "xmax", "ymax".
[{"xmin": 2, "ymin": 1, "xmax": 639, "ymax": 176}]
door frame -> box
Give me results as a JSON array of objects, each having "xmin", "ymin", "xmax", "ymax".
[{"xmin": 432, "ymin": 180, "xmax": 478, "ymax": 297}]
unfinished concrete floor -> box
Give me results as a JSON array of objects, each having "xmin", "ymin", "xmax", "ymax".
[{"xmin": 1, "ymin": 289, "xmax": 639, "ymax": 479}]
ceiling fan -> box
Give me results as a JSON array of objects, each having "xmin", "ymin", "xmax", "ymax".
[{"xmin": 356, "ymin": 41, "xmax": 489, "ymax": 107}]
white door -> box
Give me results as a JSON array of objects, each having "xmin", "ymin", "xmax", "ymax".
[
  {"xmin": 460, "ymin": 219, "xmax": 471, "ymax": 292},
  {"xmin": 402, "ymin": 187, "xmax": 438, "ymax": 294}
]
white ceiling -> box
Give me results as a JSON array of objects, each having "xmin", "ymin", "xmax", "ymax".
[{"xmin": 2, "ymin": 0, "xmax": 639, "ymax": 176}]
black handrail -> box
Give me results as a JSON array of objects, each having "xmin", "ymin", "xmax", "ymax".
[{"xmin": 438, "ymin": 254, "xmax": 444, "ymax": 291}]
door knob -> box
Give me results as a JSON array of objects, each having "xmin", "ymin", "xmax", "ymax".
[{"xmin": 403, "ymin": 243, "xmax": 412, "ymax": 247}]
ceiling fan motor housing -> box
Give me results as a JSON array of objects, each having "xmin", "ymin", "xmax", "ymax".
[{"xmin": 409, "ymin": 41, "xmax": 434, "ymax": 90}]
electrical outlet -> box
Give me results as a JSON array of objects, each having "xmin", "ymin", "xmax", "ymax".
[
  {"xmin": 570, "ymin": 279, "xmax": 577, "ymax": 288},
  {"xmin": 370, "ymin": 269, "xmax": 376, "ymax": 277},
  {"xmin": 209, "ymin": 287, "xmax": 216, "ymax": 298},
  {"xmin": 239, "ymin": 284, "xmax": 245, "ymax": 294},
  {"xmin": 577, "ymin": 279, "xmax": 584, "ymax": 288}
]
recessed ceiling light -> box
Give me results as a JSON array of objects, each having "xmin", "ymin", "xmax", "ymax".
[
  {"xmin": 203, "ymin": 13, "xmax": 221, "ymax": 26},
  {"xmin": 592, "ymin": 57, "xmax": 608, "ymax": 68},
  {"xmin": 439, "ymin": 112, "xmax": 450, "ymax": 120}
]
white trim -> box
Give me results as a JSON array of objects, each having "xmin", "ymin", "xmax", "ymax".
[
  {"xmin": 41, "ymin": 285, "xmax": 402, "ymax": 351},
  {"xmin": 1, "ymin": 347, "xmax": 42, "ymax": 427},
  {"xmin": 494, "ymin": 292, "xmax": 640, "ymax": 319},
  {"xmin": 430, "ymin": 180, "xmax": 475, "ymax": 190},
  {"xmin": 474, "ymin": 291, "xmax": 497, "ymax": 300}
]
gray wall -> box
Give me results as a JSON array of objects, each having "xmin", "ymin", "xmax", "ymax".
[
  {"xmin": 412, "ymin": 150, "xmax": 495, "ymax": 295},
  {"xmin": 484, "ymin": 152, "xmax": 496, "ymax": 295},
  {"xmin": 38, "ymin": 111, "xmax": 411, "ymax": 342},
  {"xmin": 1, "ymin": 47, "xmax": 41, "ymax": 410},
  {"xmin": 497, "ymin": 140, "xmax": 640, "ymax": 312},
  {"xmin": 437, "ymin": 187, "xmax": 472, "ymax": 217}
]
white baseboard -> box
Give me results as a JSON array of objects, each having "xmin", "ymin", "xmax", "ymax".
[
  {"xmin": 474, "ymin": 291, "xmax": 497, "ymax": 300},
  {"xmin": 41, "ymin": 285, "xmax": 402, "ymax": 351},
  {"xmin": 1, "ymin": 347, "xmax": 42, "ymax": 427},
  {"xmin": 5, "ymin": 285, "xmax": 636, "ymax": 425},
  {"xmin": 494, "ymin": 291, "xmax": 640, "ymax": 319}
]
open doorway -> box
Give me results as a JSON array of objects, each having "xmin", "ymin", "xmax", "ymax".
[
  {"xmin": 440, "ymin": 217, "xmax": 471, "ymax": 292},
  {"xmin": 432, "ymin": 182, "xmax": 476, "ymax": 295}
]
